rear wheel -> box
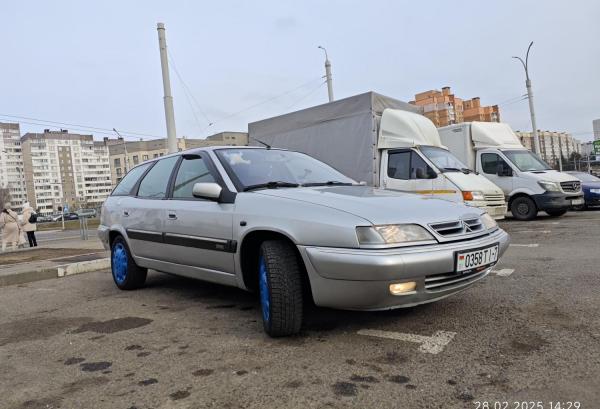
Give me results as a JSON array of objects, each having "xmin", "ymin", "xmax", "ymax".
[
  {"xmin": 258, "ymin": 240, "xmax": 304, "ymax": 337},
  {"xmin": 111, "ymin": 236, "xmax": 147, "ymax": 290},
  {"xmin": 510, "ymin": 196, "xmax": 537, "ymax": 221},
  {"xmin": 546, "ymin": 209, "xmax": 567, "ymax": 217}
]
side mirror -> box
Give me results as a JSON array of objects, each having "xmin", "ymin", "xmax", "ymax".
[
  {"xmin": 192, "ymin": 182, "xmax": 222, "ymax": 201},
  {"xmin": 427, "ymin": 167, "xmax": 438, "ymax": 179},
  {"xmin": 496, "ymin": 162, "xmax": 513, "ymax": 177}
]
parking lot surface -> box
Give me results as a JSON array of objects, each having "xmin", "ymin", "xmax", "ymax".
[{"xmin": 1, "ymin": 211, "xmax": 599, "ymax": 409}]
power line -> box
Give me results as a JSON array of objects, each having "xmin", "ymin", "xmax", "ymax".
[{"xmin": 286, "ymin": 80, "xmax": 327, "ymax": 109}]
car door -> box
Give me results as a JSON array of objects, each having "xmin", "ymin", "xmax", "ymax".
[
  {"xmin": 126, "ymin": 156, "xmax": 180, "ymax": 261},
  {"xmin": 161, "ymin": 153, "xmax": 235, "ymax": 275},
  {"xmin": 479, "ymin": 152, "xmax": 513, "ymax": 194}
]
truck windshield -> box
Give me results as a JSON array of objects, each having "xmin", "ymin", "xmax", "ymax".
[
  {"xmin": 503, "ymin": 150, "xmax": 552, "ymax": 172},
  {"xmin": 215, "ymin": 148, "xmax": 355, "ymax": 191},
  {"xmin": 420, "ymin": 146, "xmax": 470, "ymax": 173}
]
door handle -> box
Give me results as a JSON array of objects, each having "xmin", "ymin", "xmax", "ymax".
[
  {"xmin": 168, "ymin": 212, "xmax": 177, "ymax": 220},
  {"xmin": 123, "ymin": 210, "xmax": 129, "ymax": 217}
]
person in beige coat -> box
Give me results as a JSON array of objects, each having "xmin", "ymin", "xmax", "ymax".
[
  {"xmin": 0, "ymin": 202, "xmax": 21, "ymax": 251},
  {"xmin": 21, "ymin": 202, "xmax": 38, "ymax": 247}
]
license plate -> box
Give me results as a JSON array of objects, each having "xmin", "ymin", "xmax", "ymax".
[
  {"xmin": 455, "ymin": 244, "xmax": 499, "ymax": 272},
  {"xmin": 571, "ymin": 198, "xmax": 584, "ymax": 205}
]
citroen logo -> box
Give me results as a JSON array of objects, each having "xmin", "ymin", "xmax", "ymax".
[{"xmin": 462, "ymin": 220, "xmax": 473, "ymax": 233}]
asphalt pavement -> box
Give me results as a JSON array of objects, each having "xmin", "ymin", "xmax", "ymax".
[{"xmin": 1, "ymin": 211, "xmax": 599, "ymax": 409}]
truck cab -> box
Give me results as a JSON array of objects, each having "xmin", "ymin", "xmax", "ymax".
[
  {"xmin": 439, "ymin": 122, "xmax": 584, "ymax": 220},
  {"xmin": 377, "ymin": 110, "xmax": 507, "ymax": 219}
]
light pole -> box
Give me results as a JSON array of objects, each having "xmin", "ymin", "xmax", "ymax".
[
  {"xmin": 157, "ymin": 23, "xmax": 177, "ymax": 154},
  {"xmin": 112, "ymin": 128, "xmax": 130, "ymax": 174},
  {"xmin": 513, "ymin": 42, "xmax": 542, "ymax": 158},
  {"xmin": 318, "ymin": 46, "xmax": 334, "ymax": 102}
]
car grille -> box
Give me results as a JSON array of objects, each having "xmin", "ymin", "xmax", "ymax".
[
  {"xmin": 483, "ymin": 193, "xmax": 505, "ymax": 203},
  {"xmin": 425, "ymin": 268, "xmax": 490, "ymax": 292},
  {"xmin": 429, "ymin": 217, "xmax": 484, "ymax": 237},
  {"xmin": 561, "ymin": 181, "xmax": 581, "ymax": 193}
]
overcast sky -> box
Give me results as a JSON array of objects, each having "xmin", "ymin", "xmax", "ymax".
[{"xmin": 3, "ymin": 0, "xmax": 599, "ymax": 142}]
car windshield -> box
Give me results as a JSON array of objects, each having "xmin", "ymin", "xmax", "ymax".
[
  {"xmin": 503, "ymin": 150, "xmax": 552, "ymax": 171},
  {"xmin": 216, "ymin": 148, "xmax": 356, "ymax": 190},
  {"xmin": 420, "ymin": 146, "xmax": 470, "ymax": 172},
  {"xmin": 569, "ymin": 172, "xmax": 600, "ymax": 182}
]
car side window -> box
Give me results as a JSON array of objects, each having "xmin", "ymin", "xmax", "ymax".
[
  {"xmin": 111, "ymin": 163, "xmax": 152, "ymax": 196},
  {"xmin": 387, "ymin": 151, "xmax": 411, "ymax": 179},
  {"xmin": 137, "ymin": 156, "xmax": 179, "ymax": 199},
  {"xmin": 172, "ymin": 156, "xmax": 217, "ymax": 199},
  {"xmin": 482, "ymin": 153, "xmax": 500, "ymax": 174},
  {"xmin": 410, "ymin": 153, "xmax": 432, "ymax": 179}
]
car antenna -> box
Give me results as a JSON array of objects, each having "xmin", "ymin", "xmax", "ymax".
[{"xmin": 249, "ymin": 136, "xmax": 271, "ymax": 149}]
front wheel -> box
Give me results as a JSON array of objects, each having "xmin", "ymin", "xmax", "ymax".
[
  {"xmin": 510, "ymin": 196, "xmax": 537, "ymax": 221},
  {"xmin": 546, "ymin": 209, "xmax": 568, "ymax": 217},
  {"xmin": 258, "ymin": 240, "xmax": 304, "ymax": 337},
  {"xmin": 111, "ymin": 236, "xmax": 147, "ymax": 290}
]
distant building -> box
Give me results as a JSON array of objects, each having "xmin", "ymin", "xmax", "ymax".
[
  {"xmin": 107, "ymin": 132, "xmax": 248, "ymax": 185},
  {"xmin": 21, "ymin": 130, "xmax": 113, "ymax": 214},
  {"xmin": 410, "ymin": 87, "xmax": 500, "ymax": 127},
  {"xmin": 593, "ymin": 119, "xmax": 600, "ymax": 141},
  {"xmin": 0, "ymin": 122, "xmax": 26, "ymax": 211},
  {"xmin": 514, "ymin": 130, "xmax": 582, "ymax": 168}
]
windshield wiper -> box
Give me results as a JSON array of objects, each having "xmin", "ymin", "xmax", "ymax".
[
  {"xmin": 442, "ymin": 167, "xmax": 472, "ymax": 174},
  {"xmin": 301, "ymin": 181, "xmax": 354, "ymax": 187},
  {"xmin": 243, "ymin": 181, "xmax": 300, "ymax": 191}
]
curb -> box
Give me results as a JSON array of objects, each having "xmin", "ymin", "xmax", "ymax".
[{"xmin": 0, "ymin": 257, "xmax": 110, "ymax": 287}]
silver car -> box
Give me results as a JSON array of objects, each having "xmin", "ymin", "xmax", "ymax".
[{"xmin": 99, "ymin": 147, "xmax": 509, "ymax": 337}]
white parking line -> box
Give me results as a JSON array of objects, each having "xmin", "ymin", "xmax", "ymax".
[
  {"xmin": 509, "ymin": 243, "xmax": 539, "ymax": 248},
  {"xmin": 491, "ymin": 268, "xmax": 515, "ymax": 276},
  {"xmin": 514, "ymin": 230, "xmax": 551, "ymax": 234},
  {"xmin": 357, "ymin": 329, "xmax": 456, "ymax": 354}
]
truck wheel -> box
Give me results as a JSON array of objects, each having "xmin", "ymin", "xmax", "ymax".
[
  {"xmin": 510, "ymin": 196, "xmax": 537, "ymax": 221},
  {"xmin": 546, "ymin": 209, "xmax": 567, "ymax": 217},
  {"xmin": 111, "ymin": 236, "xmax": 147, "ymax": 290},
  {"xmin": 258, "ymin": 240, "xmax": 304, "ymax": 337}
]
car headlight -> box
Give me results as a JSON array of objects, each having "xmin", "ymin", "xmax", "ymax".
[
  {"xmin": 356, "ymin": 224, "xmax": 434, "ymax": 245},
  {"xmin": 538, "ymin": 181, "xmax": 560, "ymax": 192},
  {"xmin": 590, "ymin": 188, "xmax": 600, "ymax": 194},
  {"xmin": 480, "ymin": 213, "xmax": 497, "ymax": 230},
  {"xmin": 462, "ymin": 191, "xmax": 485, "ymax": 201}
]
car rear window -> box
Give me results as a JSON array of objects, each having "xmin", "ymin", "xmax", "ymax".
[{"xmin": 111, "ymin": 163, "xmax": 152, "ymax": 196}]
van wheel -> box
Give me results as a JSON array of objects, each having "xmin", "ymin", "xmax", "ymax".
[
  {"xmin": 510, "ymin": 196, "xmax": 537, "ymax": 221},
  {"xmin": 258, "ymin": 240, "xmax": 304, "ymax": 337},
  {"xmin": 546, "ymin": 209, "xmax": 567, "ymax": 217},
  {"xmin": 111, "ymin": 236, "xmax": 147, "ymax": 290}
]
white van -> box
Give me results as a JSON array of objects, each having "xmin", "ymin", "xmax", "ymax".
[{"xmin": 439, "ymin": 122, "xmax": 584, "ymax": 220}]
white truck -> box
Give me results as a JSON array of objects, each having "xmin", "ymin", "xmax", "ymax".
[
  {"xmin": 438, "ymin": 122, "xmax": 585, "ymax": 220},
  {"xmin": 249, "ymin": 92, "xmax": 507, "ymax": 219}
]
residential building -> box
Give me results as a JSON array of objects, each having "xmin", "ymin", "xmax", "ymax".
[
  {"xmin": 515, "ymin": 130, "xmax": 582, "ymax": 168},
  {"xmin": 107, "ymin": 132, "xmax": 248, "ymax": 185},
  {"xmin": 593, "ymin": 119, "xmax": 600, "ymax": 141},
  {"xmin": 21, "ymin": 130, "xmax": 112, "ymax": 214},
  {"xmin": 0, "ymin": 122, "xmax": 26, "ymax": 211},
  {"xmin": 410, "ymin": 87, "xmax": 500, "ymax": 127}
]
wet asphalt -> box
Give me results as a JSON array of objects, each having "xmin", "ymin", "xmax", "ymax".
[{"xmin": 0, "ymin": 211, "xmax": 599, "ymax": 409}]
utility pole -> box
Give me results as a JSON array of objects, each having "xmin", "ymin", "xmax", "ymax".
[
  {"xmin": 513, "ymin": 41, "xmax": 540, "ymax": 156},
  {"xmin": 113, "ymin": 128, "xmax": 130, "ymax": 173},
  {"xmin": 318, "ymin": 46, "xmax": 334, "ymax": 102},
  {"xmin": 157, "ymin": 23, "xmax": 177, "ymax": 154}
]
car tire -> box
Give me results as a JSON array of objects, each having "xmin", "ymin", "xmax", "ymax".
[
  {"xmin": 111, "ymin": 236, "xmax": 147, "ymax": 290},
  {"xmin": 258, "ymin": 240, "xmax": 304, "ymax": 337},
  {"xmin": 546, "ymin": 209, "xmax": 568, "ymax": 217},
  {"xmin": 510, "ymin": 196, "xmax": 537, "ymax": 221}
]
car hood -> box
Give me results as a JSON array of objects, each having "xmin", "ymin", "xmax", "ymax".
[
  {"xmin": 255, "ymin": 185, "xmax": 482, "ymax": 225},
  {"xmin": 521, "ymin": 169, "xmax": 581, "ymax": 183},
  {"xmin": 443, "ymin": 172, "xmax": 504, "ymax": 194},
  {"xmin": 582, "ymin": 181, "xmax": 600, "ymax": 189}
]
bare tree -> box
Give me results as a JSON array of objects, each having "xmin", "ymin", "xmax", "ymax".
[{"xmin": 0, "ymin": 187, "xmax": 11, "ymax": 210}]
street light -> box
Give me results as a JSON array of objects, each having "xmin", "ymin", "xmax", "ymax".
[
  {"xmin": 512, "ymin": 42, "xmax": 543, "ymax": 161},
  {"xmin": 112, "ymin": 128, "xmax": 130, "ymax": 174},
  {"xmin": 318, "ymin": 46, "xmax": 334, "ymax": 102}
]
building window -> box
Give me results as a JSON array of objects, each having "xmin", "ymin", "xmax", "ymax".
[
  {"xmin": 114, "ymin": 158, "xmax": 121, "ymax": 167},
  {"xmin": 132, "ymin": 155, "xmax": 139, "ymax": 165},
  {"xmin": 142, "ymin": 154, "xmax": 149, "ymax": 161}
]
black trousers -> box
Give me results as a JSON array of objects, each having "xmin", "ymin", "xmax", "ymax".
[{"xmin": 27, "ymin": 231, "xmax": 37, "ymax": 247}]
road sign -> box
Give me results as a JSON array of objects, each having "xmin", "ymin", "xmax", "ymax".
[
  {"xmin": 593, "ymin": 140, "xmax": 600, "ymax": 155},
  {"xmin": 63, "ymin": 204, "xmax": 69, "ymax": 213}
]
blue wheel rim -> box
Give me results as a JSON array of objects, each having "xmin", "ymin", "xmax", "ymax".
[
  {"xmin": 258, "ymin": 256, "xmax": 270, "ymax": 324},
  {"xmin": 112, "ymin": 242, "xmax": 128, "ymax": 285}
]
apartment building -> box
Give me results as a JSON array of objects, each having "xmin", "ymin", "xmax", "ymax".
[
  {"xmin": 0, "ymin": 122, "xmax": 26, "ymax": 211},
  {"xmin": 410, "ymin": 87, "xmax": 500, "ymax": 127},
  {"xmin": 21, "ymin": 130, "xmax": 113, "ymax": 214},
  {"xmin": 515, "ymin": 130, "xmax": 582, "ymax": 168},
  {"xmin": 108, "ymin": 131, "xmax": 248, "ymax": 185},
  {"xmin": 593, "ymin": 119, "xmax": 600, "ymax": 141}
]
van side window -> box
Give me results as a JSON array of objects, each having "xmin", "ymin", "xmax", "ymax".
[
  {"xmin": 410, "ymin": 153, "xmax": 432, "ymax": 179},
  {"xmin": 482, "ymin": 153, "xmax": 501, "ymax": 174},
  {"xmin": 387, "ymin": 151, "xmax": 411, "ymax": 179},
  {"xmin": 172, "ymin": 156, "xmax": 217, "ymax": 199},
  {"xmin": 111, "ymin": 163, "xmax": 152, "ymax": 196},
  {"xmin": 137, "ymin": 156, "xmax": 179, "ymax": 199}
]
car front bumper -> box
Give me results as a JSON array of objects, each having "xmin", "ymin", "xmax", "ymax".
[
  {"xmin": 98, "ymin": 225, "xmax": 110, "ymax": 250},
  {"xmin": 533, "ymin": 192, "xmax": 584, "ymax": 211},
  {"xmin": 298, "ymin": 228, "xmax": 509, "ymax": 311}
]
